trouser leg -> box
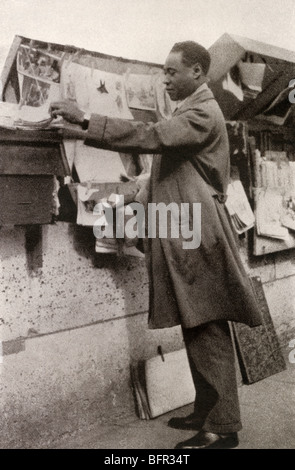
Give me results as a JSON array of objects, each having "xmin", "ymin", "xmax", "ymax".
[{"xmin": 182, "ymin": 321, "xmax": 242, "ymax": 434}]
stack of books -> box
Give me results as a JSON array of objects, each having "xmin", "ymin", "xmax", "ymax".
[
  {"xmin": 0, "ymin": 101, "xmax": 59, "ymax": 130},
  {"xmin": 225, "ymin": 180, "xmax": 255, "ymax": 234}
]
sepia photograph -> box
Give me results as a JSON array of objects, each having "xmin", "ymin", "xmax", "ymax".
[
  {"xmin": 0, "ymin": 0, "xmax": 294, "ymax": 454},
  {"xmin": 17, "ymin": 44, "xmax": 61, "ymax": 84}
]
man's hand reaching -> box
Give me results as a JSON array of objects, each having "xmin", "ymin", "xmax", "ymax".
[{"xmin": 50, "ymin": 100, "xmax": 85, "ymax": 125}]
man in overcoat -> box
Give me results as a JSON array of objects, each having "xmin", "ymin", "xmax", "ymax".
[{"xmin": 50, "ymin": 41, "xmax": 262, "ymax": 449}]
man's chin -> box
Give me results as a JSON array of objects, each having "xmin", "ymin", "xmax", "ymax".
[{"xmin": 167, "ymin": 93, "xmax": 178, "ymax": 101}]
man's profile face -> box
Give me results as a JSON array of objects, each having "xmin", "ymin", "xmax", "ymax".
[{"xmin": 163, "ymin": 51, "xmax": 199, "ymax": 101}]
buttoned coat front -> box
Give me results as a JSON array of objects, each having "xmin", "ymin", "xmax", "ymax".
[{"xmin": 85, "ymin": 84, "xmax": 262, "ymax": 329}]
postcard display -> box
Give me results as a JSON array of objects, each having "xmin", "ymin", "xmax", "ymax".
[
  {"xmin": 3, "ymin": 36, "xmax": 295, "ymax": 257},
  {"xmin": 249, "ymin": 125, "xmax": 295, "ymax": 256},
  {"xmin": 207, "ymin": 34, "xmax": 295, "ymax": 257},
  {"xmin": 0, "ymin": 36, "xmax": 175, "ymax": 256},
  {"xmin": 248, "ymin": 78, "xmax": 295, "ymax": 256},
  {"xmin": 232, "ymin": 109, "xmax": 295, "ymax": 258},
  {"xmin": 228, "ymin": 120, "xmax": 295, "ymax": 257},
  {"xmin": 247, "ymin": 90, "xmax": 295, "ymax": 255}
]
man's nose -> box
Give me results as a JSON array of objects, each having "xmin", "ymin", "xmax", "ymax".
[{"xmin": 163, "ymin": 76, "xmax": 170, "ymax": 85}]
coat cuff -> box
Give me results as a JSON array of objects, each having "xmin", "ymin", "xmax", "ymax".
[{"xmin": 84, "ymin": 114, "xmax": 107, "ymax": 146}]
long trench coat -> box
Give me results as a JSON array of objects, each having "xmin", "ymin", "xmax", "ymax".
[{"xmin": 85, "ymin": 84, "xmax": 262, "ymax": 329}]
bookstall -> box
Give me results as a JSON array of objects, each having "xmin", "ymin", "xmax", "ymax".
[
  {"xmin": 0, "ymin": 35, "xmax": 170, "ymax": 261},
  {"xmin": 209, "ymin": 33, "xmax": 295, "ymax": 256},
  {"xmin": 0, "ymin": 33, "xmax": 294, "ymax": 446}
]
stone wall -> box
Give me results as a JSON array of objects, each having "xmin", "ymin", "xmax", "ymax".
[{"xmin": 0, "ymin": 223, "xmax": 184, "ymax": 448}]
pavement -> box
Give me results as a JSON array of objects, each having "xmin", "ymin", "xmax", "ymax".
[{"xmin": 53, "ymin": 360, "xmax": 295, "ymax": 449}]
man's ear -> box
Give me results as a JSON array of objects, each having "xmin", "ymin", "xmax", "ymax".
[{"xmin": 192, "ymin": 63, "xmax": 202, "ymax": 79}]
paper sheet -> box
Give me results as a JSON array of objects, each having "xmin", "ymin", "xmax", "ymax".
[
  {"xmin": 76, "ymin": 184, "xmax": 106, "ymax": 226},
  {"xmin": 0, "ymin": 100, "xmax": 54, "ymax": 129},
  {"xmin": 0, "ymin": 101, "xmax": 19, "ymax": 128},
  {"xmin": 61, "ymin": 62, "xmax": 133, "ymax": 119},
  {"xmin": 226, "ymin": 180, "xmax": 255, "ymax": 234},
  {"xmin": 74, "ymin": 141, "xmax": 128, "ymax": 183},
  {"xmin": 125, "ymin": 73, "xmax": 156, "ymax": 110},
  {"xmin": 222, "ymin": 72, "xmax": 244, "ymax": 101},
  {"xmin": 281, "ymin": 194, "xmax": 295, "ymax": 231},
  {"xmin": 256, "ymin": 188, "xmax": 289, "ymax": 240}
]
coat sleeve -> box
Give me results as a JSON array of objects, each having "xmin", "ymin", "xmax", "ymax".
[{"xmin": 84, "ymin": 105, "xmax": 215, "ymax": 154}]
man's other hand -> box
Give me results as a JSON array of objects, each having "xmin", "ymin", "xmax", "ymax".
[{"xmin": 50, "ymin": 100, "xmax": 85, "ymax": 125}]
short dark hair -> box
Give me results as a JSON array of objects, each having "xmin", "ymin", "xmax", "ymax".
[{"xmin": 170, "ymin": 41, "xmax": 211, "ymax": 75}]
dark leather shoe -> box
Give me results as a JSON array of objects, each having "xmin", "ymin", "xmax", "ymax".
[
  {"xmin": 168, "ymin": 413, "xmax": 202, "ymax": 431},
  {"xmin": 175, "ymin": 430, "xmax": 239, "ymax": 449}
]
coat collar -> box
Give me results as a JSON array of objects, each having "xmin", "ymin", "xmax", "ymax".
[{"xmin": 173, "ymin": 83, "xmax": 215, "ymax": 116}]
